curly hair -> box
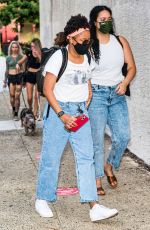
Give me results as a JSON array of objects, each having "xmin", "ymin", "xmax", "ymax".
[
  {"xmin": 53, "ymin": 32, "xmax": 68, "ymax": 47},
  {"xmin": 64, "ymin": 14, "xmax": 90, "ymax": 36},
  {"xmin": 89, "ymin": 5, "xmax": 115, "ymax": 63},
  {"xmin": 57, "ymin": 14, "xmax": 90, "ymax": 46}
]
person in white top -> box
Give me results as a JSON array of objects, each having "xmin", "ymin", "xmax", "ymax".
[
  {"xmin": 88, "ymin": 5, "xmax": 136, "ymax": 195},
  {"xmin": 35, "ymin": 14, "xmax": 118, "ymax": 222}
]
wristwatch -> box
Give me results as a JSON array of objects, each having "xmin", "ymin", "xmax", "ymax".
[{"xmin": 57, "ymin": 111, "xmax": 65, "ymax": 118}]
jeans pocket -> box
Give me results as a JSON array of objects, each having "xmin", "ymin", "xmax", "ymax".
[
  {"xmin": 92, "ymin": 84, "xmax": 99, "ymax": 91},
  {"xmin": 80, "ymin": 103, "xmax": 89, "ymax": 117},
  {"xmin": 58, "ymin": 101, "xmax": 68, "ymax": 112}
]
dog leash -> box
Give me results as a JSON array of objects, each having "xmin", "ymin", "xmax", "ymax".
[
  {"xmin": 37, "ymin": 94, "xmax": 41, "ymax": 120},
  {"xmin": 21, "ymin": 90, "xmax": 27, "ymax": 108},
  {"xmin": 21, "ymin": 90, "xmax": 41, "ymax": 120}
]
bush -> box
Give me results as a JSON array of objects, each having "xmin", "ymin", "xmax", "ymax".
[
  {"xmin": 0, "ymin": 51, "xmax": 5, "ymax": 56},
  {"xmin": 20, "ymin": 42, "xmax": 31, "ymax": 54}
]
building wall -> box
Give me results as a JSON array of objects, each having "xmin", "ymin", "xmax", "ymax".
[{"xmin": 40, "ymin": 0, "xmax": 150, "ymax": 165}]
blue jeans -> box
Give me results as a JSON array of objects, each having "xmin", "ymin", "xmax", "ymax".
[
  {"xmin": 88, "ymin": 84, "xmax": 130, "ymax": 178},
  {"xmin": 36, "ymin": 101, "xmax": 98, "ymax": 202}
]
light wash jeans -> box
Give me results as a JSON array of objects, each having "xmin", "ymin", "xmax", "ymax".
[
  {"xmin": 36, "ymin": 101, "xmax": 98, "ymax": 203},
  {"xmin": 88, "ymin": 84, "xmax": 130, "ymax": 178}
]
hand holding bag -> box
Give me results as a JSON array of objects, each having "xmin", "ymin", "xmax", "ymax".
[{"xmin": 68, "ymin": 114, "xmax": 89, "ymax": 132}]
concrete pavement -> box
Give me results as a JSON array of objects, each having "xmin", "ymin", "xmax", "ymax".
[{"xmin": 0, "ymin": 90, "xmax": 150, "ymax": 230}]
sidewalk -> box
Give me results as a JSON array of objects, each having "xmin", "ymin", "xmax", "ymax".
[{"xmin": 0, "ymin": 90, "xmax": 150, "ymax": 230}]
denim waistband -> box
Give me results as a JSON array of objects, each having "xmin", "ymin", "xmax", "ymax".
[
  {"xmin": 58, "ymin": 101, "xmax": 86, "ymax": 107},
  {"xmin": 44, "ymin": 101, "xmax": 87, "ymax": 119},
  {"xmin": 92, "ymin": 84, "xmax": 119, "ymax": 90}
]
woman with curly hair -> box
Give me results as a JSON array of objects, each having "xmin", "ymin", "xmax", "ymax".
[
  {"xmin": 4, "ymin": 41, "xmax": 24, "ymax": 120},
  {"xmin": 88, "ymin": 6, "xmax": 136, "ymax": 195},
  {"xmin": 35, "ymin": 14, "xmax": 118, "ymax": 222}
]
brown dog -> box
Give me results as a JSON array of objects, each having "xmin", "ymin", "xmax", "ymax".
[{"xmin": 20, "ymin": 108, "xmax": 36, "ymax": 135}]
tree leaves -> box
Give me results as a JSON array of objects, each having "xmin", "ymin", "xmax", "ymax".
[{"xmin": 0, "ymin": 0, "xmax": 39, "ymax": 27}]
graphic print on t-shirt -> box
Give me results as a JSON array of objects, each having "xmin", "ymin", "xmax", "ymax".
[{"xmin": 61, "ymin": 69, "xmax": 91, "ymax": 85}]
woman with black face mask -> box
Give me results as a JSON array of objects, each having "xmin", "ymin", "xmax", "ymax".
[
  {"xmin": 35, "ymin": 14, "xmax": 118, "ymax": 222},
  {"xmin": 88, "ymin": 6, "xmax": 136, "ymax": 195}
]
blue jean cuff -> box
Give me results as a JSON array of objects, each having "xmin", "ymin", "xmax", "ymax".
[
  {"xmin": 36, "ymin": 196, "xmax": 56, "ymax": 202},
  {"xmin": 106, "ymin": 160, "xmax": 113, "ymax": 167},
  {"xmin": 80, "ymin": 199, "xmax": 98, "ymax": 203},
  {"xmin": 95, "ymin": 174, "xmax": 105, "ymax": 178},
  {"xmin": 106, "ymin": 160, "xmax": 120, "ymax": 170}
]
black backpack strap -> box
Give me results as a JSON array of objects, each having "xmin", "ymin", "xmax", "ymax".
[
  {"xmin": 114, "ymin": 35, "xmax": 123, "ymax": 48},
  {"xmin": 114, "ymin": 35, "xmax": 130, "ymax": 97},
  {"xmin": 46, "ymin": 47, "xmax": 68, "ymax": 119},
  {"xmin": 56, "ymin": 47, "xmax": 68, "ymax": 82},
  {"xmin": 46, "ymin": 104, "xmax": 50, "ymax": 119},
  {"xmin": 86, "ymin": 51, "xmax": 91, "ymax": 65},
  {"xmin": 41, "ymin": 47, "xmax": 57, "ymax": 66}
]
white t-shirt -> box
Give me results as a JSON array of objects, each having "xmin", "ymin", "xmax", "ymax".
[
  {"xmin": 91, "ymin": 35, "xmax": 124, "ymax": 86},
  {"xmin": 44, "ymin": 48, "xmax": 93, "ymax": 102}
]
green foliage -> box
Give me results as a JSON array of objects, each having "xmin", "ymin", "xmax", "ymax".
[
  {"xmin": 20, "ymin": 41, "xmax": 31, "ymax": 54},
  {"xmin": 0, "ymin": 51, "xmax": 5, "ymax": 56},
  {"xmin": 0, "ymin": 0, "xmax": 10, "ymax": 3},
  {"xmin": 0, "ymin": 0, "xmax": 39, "ymax": 28},
  {"xmin": 0, "ymin": 6, "xmax": 12, "ymax": 26}
]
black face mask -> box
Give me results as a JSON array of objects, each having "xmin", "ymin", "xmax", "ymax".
[{"xmin": 73, "ymin": 41, "xmax": 90, "ymax": 55}]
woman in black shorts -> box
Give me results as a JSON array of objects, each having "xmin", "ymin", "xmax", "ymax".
[
  {"xmin": 4, "ymin": 41, "xmax": 24, "ymax": 120},
  {"xmin": 18, "ymin": 38, "xmax": 42, "ymax": 119}
]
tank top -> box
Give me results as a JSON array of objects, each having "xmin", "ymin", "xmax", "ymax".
[
  {"xmin": 91, "ymin": 34, "xmax": 124, "ymax": 86},
  {"xmin": 6, "ymin": 54, "xmax": 23, "ymax": 69},
  {"xmin": 26, "ymin": 50, "xmax": 40, "ymax": 69}
]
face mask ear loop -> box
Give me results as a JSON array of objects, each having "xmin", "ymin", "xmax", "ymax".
[{"xmin": 72, "ymin": 37, "xmax": 78, "ymax": 43}]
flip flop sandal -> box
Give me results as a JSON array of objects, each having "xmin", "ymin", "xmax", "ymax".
[
  {"xmin": 106, "ymin": 175, "xmax": 117, "ymax": 188},
  {"xmin": 97, "ymin": 187, "xmax": 106, "ymax": 195}
]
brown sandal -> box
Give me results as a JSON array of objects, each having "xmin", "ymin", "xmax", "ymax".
[
  {"xmin": 97, "ymin": 187, "xmax": 106, "ymax": 195},
  {"xmin": 106, "ymin": 174, "xmax": 117, "ymax": 188},
  {"xmin": 104, "ymin": 163, "xmax": 118, "ymax": 188}
]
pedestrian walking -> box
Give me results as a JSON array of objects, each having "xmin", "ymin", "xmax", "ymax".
[
  {"xmin": 35, "ymin": 14, "xmax": 118, "ymax": 222},
  {"xmin": 3, "ymin": 41, "xmax": 24, "ymax": 120},
  {"xmin": 88, "ymin": 5, "xmax": 136, "ymax": 195},
  {"xmin": 17, "ymin": 38, "xmax": 42, "ymax": 119}
]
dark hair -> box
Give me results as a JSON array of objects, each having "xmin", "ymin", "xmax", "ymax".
[
  {"xmin": 31, "ymin": 38, "xmax": 42, "ymax": 50},
  {"xmin": 89, "ymin": 5, "xmax": 115, "ymax": 63},
  {"xmin": 53, "ymin": 32, "xmax": 68, "ymax": 47},
  {"xmin": 30, "ymin": 38, "xmax": 42, "ymax": 62},
  {"xmin": 57, "ymin": 14, "xmax": 90, "ymax": 46}
]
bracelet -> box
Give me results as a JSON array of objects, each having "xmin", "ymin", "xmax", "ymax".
[{"xmin": 16, "ymin": 63, "xmax": 21, "ymax": 67}]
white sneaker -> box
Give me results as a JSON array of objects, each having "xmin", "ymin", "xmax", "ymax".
[
  {"xmin": 35, "ymin": 199, "xmax": 53, "ymax": 218},
  {"xmin": 90, "ymin": 204, "xmax": 118, "ymax": 222}
]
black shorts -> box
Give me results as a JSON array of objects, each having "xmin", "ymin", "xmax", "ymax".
[
  {"xmin": 26, "ymin": 71, "xmax": 37, "ymax": 85},
  {"xmin": 8, "ymin": 73, "xmax": 22, "ymax": 85}
]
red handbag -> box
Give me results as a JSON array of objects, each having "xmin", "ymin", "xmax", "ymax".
[{"xmin": 69, "ymin": 114, "xmax": 89, "ymax": 132}]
